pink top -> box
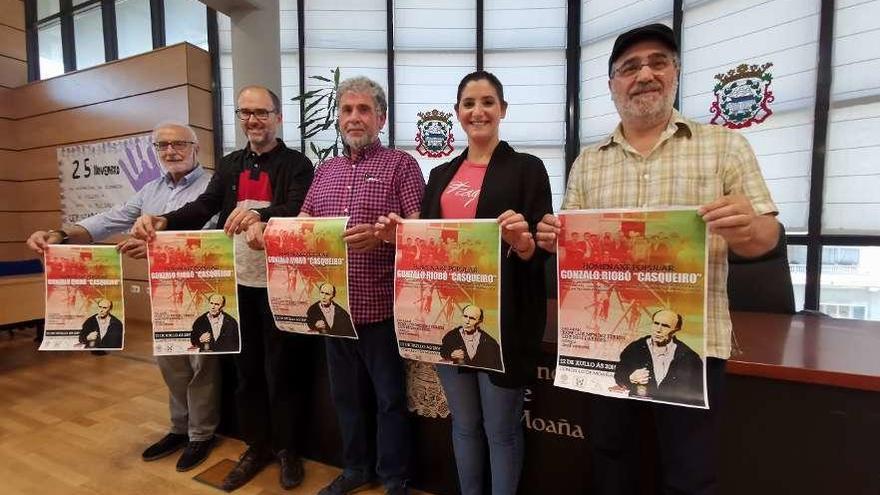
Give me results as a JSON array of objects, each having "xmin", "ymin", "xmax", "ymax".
[{"xmin": 440, "ymin": 160, "xmax": 488, "ymax": 219}]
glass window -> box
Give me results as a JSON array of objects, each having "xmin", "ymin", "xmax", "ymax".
[
  {"xmin": 38, "ymin": 19, "xmax": 64, "ymax": 78},
  {"xmin": 485, "ymin": 0, "xmax": 567, "ymax": 210},
  {"xmin": 73, "ymin": 4, "xmax": 105, "ymax": 70},
  {"xmin": 680, "ymin": 0, "xmax": 820, "ymax": 234},
  {"xmin": 304, "ymin": 0, "xmax": 387, "ymax": 162},
  {"xmin": 164, "ymin": 0, "xmax": 208, "ymax": 50},
  {"xmin": 116, "ymin": 0, "xmax": 153, "ymax": 59},
  {"xmin": 278, "ymin": 0, "xmax": 302, "ymax": 154},
  {"xmin": 37, "ymin": 0, "xmax": 60, "ymax": 19},
  {"xmin": 788, "ymin": 245, "xmax": 807, "ymax": 312},
  {"xmin": 820, "ymin": 246, "xmax": 880, "ymax": 321},
  {"xmin": 218, "ymin": 12, "xmax": 236, "ymax": 155},
  {"xmin": 394, "ymin": 0, "xmax": 475, "ymax": 179},
  {"xmin": 824, "ymin": 1, "xmax": 880, "ymax": 234}
]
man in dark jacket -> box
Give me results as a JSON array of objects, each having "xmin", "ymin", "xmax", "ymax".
[
  {"xmin": 614, "ymin": 309, "xmax": 703, "ymax": 405},
  {"xmin": 305, "ymin": 283, "xmax": 356, "ymax": 337},
  {"xmin": 132, "ymin": 85, "xmax": 314, "ymax": 491},
  {"xmin": 191, "ymin": 294, "xmax": 239, "ymax": 352},
  {"xmin": 439, "ymin": 304, "xmax": 502, "ymax": 371},
  {"xmin": 79, "ymin": 298, "xmax": 123, "ymax": 349}
]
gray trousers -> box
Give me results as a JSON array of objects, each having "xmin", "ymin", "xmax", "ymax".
[{"xmin": 156, "ymin": 354, "xmax": 221, "ymax": 441}]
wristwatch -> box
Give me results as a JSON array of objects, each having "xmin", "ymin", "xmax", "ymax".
[{"xmin": 47, "ymin": 229, "xmax": 70, "ymax": 244}]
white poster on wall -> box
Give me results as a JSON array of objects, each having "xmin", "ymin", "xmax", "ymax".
[{"xmin": 58, "ymin": 134, "xmax": 163, "ymax": 225}]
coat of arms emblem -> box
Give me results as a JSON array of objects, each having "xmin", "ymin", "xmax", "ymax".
[
  {"xmin": 415, "ymin": 109, "xmax": 455, "ymax": 158},
  {"xmin": 709, "ymin": 62, "xmax": 774, "ymax": 129}
]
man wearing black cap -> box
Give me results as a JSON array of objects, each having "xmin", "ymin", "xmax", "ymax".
[{"xmin": 538, "ymin": 23, "xmax": 780, "ymax": 494}]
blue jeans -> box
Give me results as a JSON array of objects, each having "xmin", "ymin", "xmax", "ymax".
[
  {"xmin": 436, "ymin": 365, "xmax": 525, "ymax": 495},
  {"xmin": 325, "ymin": 319, "xmax": 410, "ymax": 487}
]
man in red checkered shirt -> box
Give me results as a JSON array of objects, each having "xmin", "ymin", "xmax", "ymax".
[{"xmin": 299, "ymin": 76, "xmax": 425, "ymax": 495}]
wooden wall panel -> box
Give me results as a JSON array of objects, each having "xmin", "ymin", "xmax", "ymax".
[
  {"xmin": 121, "ymin": 255, "xmax": 148, "ymax": 281},
  {"xmin": 0, "ymin": 242, "xmax": 35, "ymax": 261},
  {"xmin": 188, "ymin": 86, "xmax": 214, "ymax": 133},
  {"xmin": 15, "ymin": 86, "xmax": 198, "ymax": 150},
  {"xmin": 5, "ymin": 44, "xmax": 195, "ymax": 119},
  {"xmin": 0, "ymin": 179, "xmax": 60, "ymax": 211},
  {"xmin": 0, "ymin": 117, "xmax": 14, "ymax": 150},
  {"xmin": 123, "ymin": 280, "xmax": 151, "ymax": 322},
  {"xmin": 185, "ymin": 44, "xmax": 212, "ymax": 93},
  {"xmin": 0, "ymin": 24, "xmax": 25, "ymax": 61},
  {"xmin": 0, "ymin": 86, "xmax": 12, "ymax": 118},
  {"xmin": 0, "ymin": 211, "xmax": 59, "ymax": 241},
  {"xmin": 0, "ymin": 275, "xmax": 44, "ymax": 326},
  {"xmin": 0, "ymin": 55, "xmax": 26, "ymax": 88},
  {"xmin": 0, "ymin": 0, "xmax": 25, "ymax": 30}
]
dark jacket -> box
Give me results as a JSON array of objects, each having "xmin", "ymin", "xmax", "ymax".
[
  {"xmin": 190, "ymin": 311, "xmax": 240, "ymax": 352},
  {"xmin": 614, "ymin": 335, "xmax": 704, "ymax": 405},
  {"xmin": 440, "ymin": 327, "xmax": 503, "ymax": 371},
  {"xmin": 79, "ymin": 314, "xmax": 123, "ymax": 349},
  {"xmin": 305, "ymin": 301, "xmax": 356, "ymax": 338},
  {"xmin": 421, "ymin": 141, "xmax": 553, "ymax": 388},
  {"xmin": 163, "ymin": 139, "xmax": 313, "ymax": 230}
]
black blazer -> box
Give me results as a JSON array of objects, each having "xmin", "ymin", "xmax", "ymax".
[
  {"xmin": 614, "ymin": 336, "xmax": 704, "ymax": 405},
  {"xmin": 439, "ymin": 327, "xmax": 503, "ymax": 371},
  {"xmin": 306, "ymin": 301, "xmax": 357, "ymax": 337},
  {"xmin": 191, "ymin": 311, "xmax": 240, "ymax": 352},
  {"xmin": 422, "ymin": 141, "xmax": 552, "ymax": 388},
  {"xmin": 79, "ymin": 314, "xmax": 123, "ymax": 349}
]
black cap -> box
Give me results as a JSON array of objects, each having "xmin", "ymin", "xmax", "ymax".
[{"xmin": 609, "ymin": 23, "xmax": 678, "ymax": 77}]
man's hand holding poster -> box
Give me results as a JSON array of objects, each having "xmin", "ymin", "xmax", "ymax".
[
  {"xmin": 553, "ymin": 208, "xmax": 709, "ymax": 408},
  {"xmin": 393, "ymin": 219, "xmax": 503, "ymax": 372},
  {"xmin": 263, "ymin": 217, "xmax": 357, "ymax": 339},
  {"xmin": 42, "ymin": 245, "xmax": 124, "ymax": 351},
  {"xmin": 148, "ymin": 230, "xmax": 240, "ymax": 355}
]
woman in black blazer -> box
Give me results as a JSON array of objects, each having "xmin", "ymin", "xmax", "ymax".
[{"xmin": 377, "ymin": 71, "xmax": 552, "ymax": 495}]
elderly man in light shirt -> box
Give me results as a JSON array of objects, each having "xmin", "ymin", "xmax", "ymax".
[{"xmin": 27, "ymin": 121, "xmax": 221, "ymax": 473}]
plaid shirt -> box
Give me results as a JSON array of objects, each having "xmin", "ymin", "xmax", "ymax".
[
  {"xmin": 562, "ymin": 110, "xmax": 777, "ymax": 359},
  {"xmin": 301, "ymin": 141, "xmax": 425, "ymax": 325}
]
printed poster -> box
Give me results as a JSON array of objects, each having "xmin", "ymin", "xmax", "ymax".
[
  {"xmin": 59, "ymin": 134, "xmax": 163, "ymax": 225},
  {"xmin": 394, "ymin": 219, "xmax": 503, "ymax": 372},
  {"xmin": 264, "ymin": 217, "xmax": 357, "ymax": 338},
  {"xmin": 148, "ymin": 230, "xmax": 240, "ymax": 355},
  {"xmin": 553, "ymin": 208, "xmax": 709, "ymax": 408},
  {"xmin": 41, "ymin": 245, "xmax": 124, "ymax": 351}
]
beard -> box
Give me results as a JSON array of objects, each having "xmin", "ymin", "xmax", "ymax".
[
  {"xmin": 613, "ymin": 77, "xmax": 678, "ymax": 123},
  {"xmin": 342, "ymin": 131, "xmax": 377, "ymax": 150}
]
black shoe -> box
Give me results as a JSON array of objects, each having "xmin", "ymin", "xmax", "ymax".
[
  {"xmin": 277, "ymin": 450, "xmax": 305, "ymax": 490},
  {"xmin": 318, "ymin": 473, "xmax": 376, "ymax": 495},
  {"xmin": 91, "ymin": 350, "xmax": 108, "ymax": 356},
  {"xmin": 142, "ymin": 433, "xmax": 188, "ymax": 461},
  {"xmin": 220, "ymin": 446, "xmax": 273, "ymax": 492},
  {"xmin": 176, "ymin": 436, "xmax": 216, "ymax": 472},
  {"xmin": 385, "ymin": 484, "xmax": 408, "ymax": 495}
]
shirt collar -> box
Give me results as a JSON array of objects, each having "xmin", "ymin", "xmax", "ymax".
[
  {"xmin": 599, "ymin": 109, "xmax": 694, "ymax": 152},
  {"xmin": 343, "ymin": 139, "xmax": 384, "ymax": 161},
  {"xmin": 163, "ymin": 164, "xmax": 204, "ymax": 186},
  {"xmin": 244, "ymin": 138, "xmax": 287, "ymax": 162}
]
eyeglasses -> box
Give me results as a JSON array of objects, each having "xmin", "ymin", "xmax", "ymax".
[
  {"xmin": 235, "ymin": 108, "xmax": 278, "ymax": 121},
  {"xmin": 152, "ymin": 141, "xmax": 195, "ymax": 151},
  {"xmin": 612, "ymin": 55, "xmax": 676, "ymax": 79}
]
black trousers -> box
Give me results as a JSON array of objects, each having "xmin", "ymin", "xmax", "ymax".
[
  {"xmin": 589, "ymin": 358, "xmax": 727, "ymax": 495},
  {"xmin": 234, "ymin": 284, "xmax": 310, "ymax": 454}
]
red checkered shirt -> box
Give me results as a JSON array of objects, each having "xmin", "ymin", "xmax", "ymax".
[{"xmin": 301, "ymin": 141, "xmax": 425, "ymax": 325}]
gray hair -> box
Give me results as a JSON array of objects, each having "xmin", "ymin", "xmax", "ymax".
[
  {"xmin": 336, "ymin": 76, "xmax": 387, "ymax": 117},
  {"xmin": 152, "ymin": 121, "xmax": 199, "ymax": 144}
]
